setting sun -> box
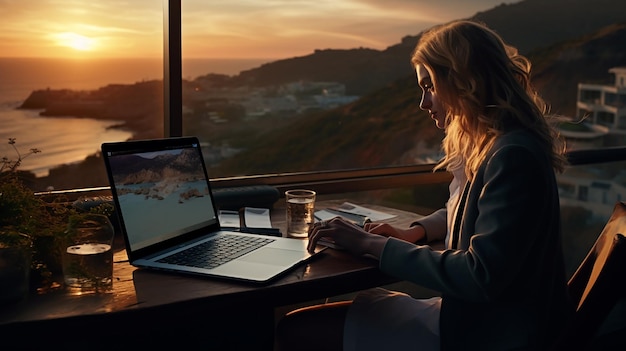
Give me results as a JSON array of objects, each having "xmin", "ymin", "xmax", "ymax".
[
  {"xmin": 0, "ymin": 1, "xmax": 515, "ymax": 59},
  {"xmin": 55, "ymin": 32, "xmax": 97, "ymax": 51}
]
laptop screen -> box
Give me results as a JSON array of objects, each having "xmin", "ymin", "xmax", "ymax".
[{"xmin": 103, "ymin": 138, "xmax": 218, "ymax": 252}]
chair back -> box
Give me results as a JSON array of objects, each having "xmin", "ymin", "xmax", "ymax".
[{"xmin": 555, "ymin": 201, "xmax": 626, "ymax": 349}]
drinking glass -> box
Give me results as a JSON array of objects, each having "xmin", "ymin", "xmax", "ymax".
[
  {"xmin": 62, "ymin": 214, "xmax": 114, "ymax": 295},
  {"xmin": 285, "ymin": 189, "xmax": 316, "ymax": 238}
]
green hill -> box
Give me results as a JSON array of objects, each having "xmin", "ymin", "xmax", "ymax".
[
  {"xmin": 213, "ymin": 76, "xmax": 443, "ymax": 175},
  {"xmin": 212, "ymin": 22, "xmax": 626, "ymax": 176},
  {"xmin": 530, "ymin": 22, "xmax": 626, "ymax": 116},
  {"xmin": 216, "ymin": 0, "xmax": 626, "ymax": 97}
]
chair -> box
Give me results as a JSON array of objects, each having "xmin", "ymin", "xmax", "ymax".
[{"xmin": 553, "ymin": 201, "xmax": 626, "ymax": 350}]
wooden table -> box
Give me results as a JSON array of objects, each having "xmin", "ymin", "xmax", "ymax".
[{"xmin": 0, "ymin": 200, "xmax": 427, "ymax": 350}]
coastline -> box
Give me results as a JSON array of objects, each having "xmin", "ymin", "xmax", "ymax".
[
  {"xmin": 18, "ymin": 81, "xmax": 162, "ymax": 141},
  {"xmin": 1, "ymin": 57, "xmax": 274, "ymax": 190},
  {"xmin": 2, "ymin": 81, "xmax": 160, "ymax": 189}
]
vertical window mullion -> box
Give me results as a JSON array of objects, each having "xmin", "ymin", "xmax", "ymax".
[{"xmin": 164, "ymin": 0, "xmax": 183, "ymax": 137}]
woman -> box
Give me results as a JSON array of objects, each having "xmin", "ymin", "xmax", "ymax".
[{"xmin": 275, "ymin": 19, "xmax": 574, "ymax": 350}]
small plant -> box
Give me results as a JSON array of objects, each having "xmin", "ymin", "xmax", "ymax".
[
  {"xmin": 0, "ymin": 139, "xmax": 75, "ymax": 290},
  {"xmin": 0, "ymin": 138, "xmax": 44, "ymax": 249},
  {"xmin": 0, "ymin": 138, "xmax": 41, "ymax": 173},
  {"xmin": 1, "ymin": 139, "xmax": 117, "ymax": 293}
]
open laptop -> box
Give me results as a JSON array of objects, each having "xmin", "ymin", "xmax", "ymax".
[{"xmin": 102, "ymin": 136, "xmax": 321, "ymax": 283}]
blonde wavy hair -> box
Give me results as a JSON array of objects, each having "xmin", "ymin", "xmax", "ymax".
[{"xmin": 411, "ymin": 20, "xmax": 567, "ymax": 180}]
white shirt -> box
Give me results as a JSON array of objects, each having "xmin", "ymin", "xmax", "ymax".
[{"xmin": 445, "ymin": 167, "xmax": 467, "ymax": 249}]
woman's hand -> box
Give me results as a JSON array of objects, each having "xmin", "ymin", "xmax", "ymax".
[
  {"xmin": 364, "ymin": 222, "xmax": 426, "ymax": 244},
  {"xmin": 307, "ymin": 217, "xmax": 387, "ymax": 258}
]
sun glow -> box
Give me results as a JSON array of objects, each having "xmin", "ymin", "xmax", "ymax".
[{"xmin": 55, "ymin": 32, "xmax": 97, "ymax": 51}]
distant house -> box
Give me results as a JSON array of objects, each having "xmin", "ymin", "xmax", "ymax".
[
  {"xmin": 556, "ymin": 67, "xmax": 626, "ymax": 221},
  {"xmin": 558, "ymin": 166, "xmax": 626, "ymax": 222},
  {"xmin": 576, "ymin": 67, "xmax": 626, "ymax": 144}
]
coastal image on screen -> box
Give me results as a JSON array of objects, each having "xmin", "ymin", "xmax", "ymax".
[{"xmin": 109, "ymin": 147, "xmax": 216, "ymax": 250}]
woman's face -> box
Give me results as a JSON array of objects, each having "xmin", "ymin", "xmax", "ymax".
[{"xmin": 416, "ymin": 64, "xmax": 446, "ymax": 130}]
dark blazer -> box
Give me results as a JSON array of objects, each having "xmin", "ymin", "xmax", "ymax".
[{"xmin": 380, "ymin": 129, "xmax": 574, "ymax": 350}]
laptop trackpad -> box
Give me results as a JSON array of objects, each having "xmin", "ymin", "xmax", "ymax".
[{"xmin": 239, "ymin": 247, "xmax": 307, "ymax": 266}]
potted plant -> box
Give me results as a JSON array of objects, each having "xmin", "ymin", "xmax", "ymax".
[
  {"xmin": 0, "ymin": 139, "xmax": 39, "ymax": 302},
  {"xmin": 0, "ymin": 138, "xmax": 78, "ymax": 300}
]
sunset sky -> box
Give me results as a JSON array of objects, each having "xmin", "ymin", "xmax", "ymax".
[{"xmin": 0, "ymin": 0, "xmax": 514, "ymax": 59}]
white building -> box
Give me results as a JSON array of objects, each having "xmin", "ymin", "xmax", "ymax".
[
  {"xmin": 557, "ymin": 67, "xmax": 626, "ymax": 221},
  {"xmin": 558, "ymin": 167, "xmax": 626, "ymax": 222},
  {"xmin": 559, "ymin": 122, "xmax": 609, "ymax": 150},
  {"xmin": 576, "ymin": 67, "xmax": 626, "ymax": 137}
]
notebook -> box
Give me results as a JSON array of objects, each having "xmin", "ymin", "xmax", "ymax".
[{"xmin": 101, "ymin": 136, "xmax": 321, "ymax": 283}]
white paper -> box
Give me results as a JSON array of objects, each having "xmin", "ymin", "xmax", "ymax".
[
  {"xmin": 219, "ymin": 210, "xmax": 240, "ymax": 228},
  {"xmin": 313, "ymin": 209, "xmax": 340, "ymax": 222},
  {"xmin": 244, "ymin": 207, "xmax": 273, "ymax": 228},
  {"xmin": 336, "ymin": 202, "xmax": 396, "ymax": 221}
]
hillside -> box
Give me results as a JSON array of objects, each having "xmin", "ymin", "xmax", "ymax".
[
  {"xmin": 472, "ymin": 0, "xmax": 626, "ymax": 54},
  {"xmin": 214, "ymin": 0, "xmax": 626, "ymax": 97},
  {"xmin": 213, "ymin": 76, "xmax": 443, "ymax": 175},
  {"xmin": 213, "ymin": 22, "xmax": 626, "ymax": 175},
  {"xmin": 530, "ymin": 22, "xmax": 626, "ymax": 116},
  {"xmin": 229, "ymin": 48, "xmax": 411, "ymax": 96}
]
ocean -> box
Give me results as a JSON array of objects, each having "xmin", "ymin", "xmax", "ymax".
[{"xmin": 0, "ymin": 57, "xmax": 271, "ymax": 177}]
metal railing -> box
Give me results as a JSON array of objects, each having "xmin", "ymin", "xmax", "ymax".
[
  {"xmin": 565, "ymin": 146, "xmax": 626, "ymax": 165},
  {"xmin": 36, "ymin": 145, "xmax": 626, "ymax": 202}
]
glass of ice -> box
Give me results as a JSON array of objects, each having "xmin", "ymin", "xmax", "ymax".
[
  {"xmin": 285, "ymin": 189, "xmax": 316, "ymax": 238},
  {"xmin": 62, "ymin": 213, "xmax": 114, "ymax": 295}
]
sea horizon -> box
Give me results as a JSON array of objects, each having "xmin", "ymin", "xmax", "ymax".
[{"xmin": 0, "ymin": 57, "xmax": 274, "ymax": 104}]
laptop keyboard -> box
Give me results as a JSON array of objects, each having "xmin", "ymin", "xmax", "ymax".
[{"xmin": 157, "ymin": 234, "xmax": 275, "ymax": 269}]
